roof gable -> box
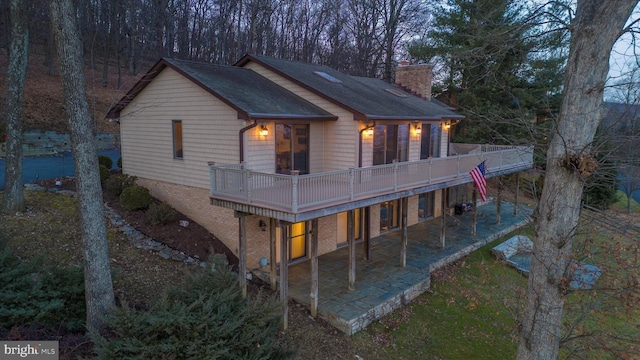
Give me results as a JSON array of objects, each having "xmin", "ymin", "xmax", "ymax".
[
  {"xmin": 236, "ymin": 54, "xmax": 463, "ymax": 122},
  {"xmin": 107, "ymin": 58, "xmax": 337, "ymax": 121}
]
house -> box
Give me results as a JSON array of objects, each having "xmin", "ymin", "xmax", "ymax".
[{"xmin": 107, "ymin": 55, "xmax": 533, "ymax": 331}]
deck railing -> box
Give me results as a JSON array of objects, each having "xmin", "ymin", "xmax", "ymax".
[{"xmin": 209, "ymin": 144, "xmax": 533, "ymax": 213}]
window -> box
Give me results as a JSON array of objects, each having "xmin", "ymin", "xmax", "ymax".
[
  {"xmin": 290, "ymin": 222, "xmax": 307, "ymax": 260},
  {"xmin": 276, "ymin": 124, "xmax": 309, "ymax": 175},
  {"xmin": 380, "ymin": 200, "xmax": 400, "ymax": 231},
  {"xmin": 373, "ymin": 124, "xmax": 409, "ymax": 165},
  {"xmin": 313, "ymin": 71, "xmax": 342, "ymax": 83},
  {"xmin": 172, "ymin": 120, "xmax": 183, "ymax": 159},
  {"xmin": 418, "ymin": 192, "xmax": 435, "ymax": 220},
  {"xmin": 420, "ymin": 123, "xmax": 441, "ymax": 159}
]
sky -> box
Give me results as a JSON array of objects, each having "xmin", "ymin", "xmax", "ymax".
[{"xmin": 605, "ymin": 4, "xmax": 640, "ymax": 101}]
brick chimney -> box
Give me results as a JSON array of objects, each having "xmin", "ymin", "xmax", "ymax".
[{"xmin": 395, "ymin": 63, "xmax": 433, "ymax": 100}]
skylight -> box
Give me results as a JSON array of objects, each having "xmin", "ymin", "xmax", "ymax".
[
  {"xmin": 313, "ymin": 71, "xmax": 342, "ymax": 83},
  {"xmin": 385, "ymin": 88, "xmax": 408, "ymax": 97}
]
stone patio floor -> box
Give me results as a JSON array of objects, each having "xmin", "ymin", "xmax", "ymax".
[{"xmin": 285, "ymin": 201, "xmax": 533, "ymax": 334}]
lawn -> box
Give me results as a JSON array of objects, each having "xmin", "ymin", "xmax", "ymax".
[
  {"xmin": 351, "ymin": 218, "xmax": 639, "ymax": 359},
  {"xmin": 611, "ymin": 190, "xmax": 640, "ymax": 213}
]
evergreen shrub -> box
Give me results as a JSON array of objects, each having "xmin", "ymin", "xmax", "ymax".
[
  {"xmin": 117, "ymin": 157, "xmax": 122, "ymax": 168},
  {"xmin": 94, "ymin": 262, "xmax": 292, "ymax": 359},
  {"xmin": 147, "ymin": 202, "xmax": 177, "ymax": 225},
  {"xmin": 0, "ymin": 248, "xmax": 85, "ymax": 332},
  {"xmin": 99, "ymin": 165, "xmax": 110, "ymax": 183},
  {"xmin": 119, "ymin": 185, "xmax": 151, "ymax": 211},
  {"xmin": 98, "ymin": 155, "xmax": 113, "ymax": 169},
  {"xmin": 104, "ymin": 173, "xmax": 137, "ymax": 197}
]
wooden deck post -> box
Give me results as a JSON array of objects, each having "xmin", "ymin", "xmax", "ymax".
[
  {"xmin": 496, "ymin": 180, "xmax": 502, "ymax": 224},
  {"xmin": 269, "ymin": 218, "xmax": 277, "ymax": 291},
  {"xmin": 400, "ymin": 197, "xmax": 408, "ymax": 267},
  {"xmin": 310, "ymin": 218, "xmax": 319, "ymax": 318},
  {"xmin": 235, "ymin": 211, "xmax": 247, "ymax": 299},
  {"xmin": 472, "ymin": 189, "xmax": 477, "ymax": 236},
  {"xmin": 514, "ymin": 172, "xmax": 520, "ymax": 216},
  {"xmin": 363, "ymin": 206, "xmax": 371, "ymax": 261},
  {"xmin": 348, "ymin": 209, "xmax": 356, "ymax": 291},
  {"xmin": 280, "ymin": 222, "xmax": 290, "ymax": 331},
  {"xmin": 440, "ymin": 189, "xmax": 446, "ymax": 249}
]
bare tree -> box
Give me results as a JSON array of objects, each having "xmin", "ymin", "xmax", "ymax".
[
  {"xmin": 49, "ymin": 0, "xmax": 115, "ymax": 335},
  {"xmin": 2, "ymin": 0, "xmax": 28, "ymax": 214},
  {"xmin": 517, "ymin": 1, "xmax": 639, "ymax": 359}
]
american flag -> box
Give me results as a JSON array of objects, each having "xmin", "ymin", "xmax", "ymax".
[{"xmin": 469, "ymin": 161, "xmax": 487, "ymax": 201}]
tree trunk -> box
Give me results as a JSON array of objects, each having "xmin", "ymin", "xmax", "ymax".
[
  {"xmin": 49, "ymin": 0, "xmax": 115, "ymax": 336},
  {"xmin": 517, "ymin": 1, "xmax": 638, "ymax": 359},
  {"xmin": 2, "ymin": 0, "xmax": 28, "ymax": 215}
]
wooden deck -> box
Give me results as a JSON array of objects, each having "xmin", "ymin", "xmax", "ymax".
[{"xmin": 209, "ymin": 145, "xmax": 533, "ymax": 221}]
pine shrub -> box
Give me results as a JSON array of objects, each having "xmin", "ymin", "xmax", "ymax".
[
  {"xmin": 147, "ymin": 202, "xmax": 177, "ymax": 225},
  {"xmin": 94, "ymin": 263, "xmax": 292, "ymax": 359},
  {"xmin": 98, "ymin": 155, "xmax": 113, "ymax": 169},
  {"xmin": 104, "ymin": 173, "xmax": 137, "ymax": 197},
  {"xmin": 0, "ymin": 248, "xmax": 85, "ymax": 332},
  {"xmin": 119, "ymin": 185, "xmax": 151, "ymax": 211},
  {"xmin": 117, "ymin": 157, "xmax": 122, "ymax": 168}
]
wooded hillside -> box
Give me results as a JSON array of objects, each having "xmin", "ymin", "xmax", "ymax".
[{"xmin": 0, "ymin": 46, "xmax": 135, "ymax": 134}]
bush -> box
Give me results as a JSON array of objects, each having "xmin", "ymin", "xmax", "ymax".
[
  {"xmin": 119, "ymin": 185, "xmax": 151, "ymax": 211},
  {"xmin": 104, "ymin": 173, "xmax": 137, "ymax": 197},
  {"xmin": 0, "ymin": 249, "xmax": 85, "ymax": 332},
  {"xmin": 94, "ymin": 263, "xmax": 291, "ymax": 360},
  {"xmin": 147, "ymin": 202, "xmax": 177, "ymax": 225},
  {"xmin": 99, "ymin": 165, "xmax": 110, "ymax": 183},
  {"xmin": 117, "ymin": 157, "xmax": 122, "ymax": 168},
  {"xmin": 98, "ymin": 155, "xmax": 113, "ymax": 170}
]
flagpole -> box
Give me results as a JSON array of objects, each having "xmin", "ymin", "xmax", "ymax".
[{"xmin": 472, "ymin": 188, "xmax": 477, "ymax": 236}]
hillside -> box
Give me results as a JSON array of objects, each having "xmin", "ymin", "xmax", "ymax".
[{"xmin": 0, "ymin": 47, "xmax": 147, "ymax": 135}]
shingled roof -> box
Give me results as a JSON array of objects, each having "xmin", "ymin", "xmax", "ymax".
[
  {"xmin": 235, "ymin": 54, "xmax": 464, "ymax": 122},
  {"xmin": 106, "ymin": 58, "xmax": 337, "ymax": 121}
]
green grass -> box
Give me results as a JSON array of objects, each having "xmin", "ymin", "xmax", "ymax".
[
  {"xmin": 610, "ymin": 190, "xmax": 640, "ymax": 213},
  {"xmin": 353, "ymin": 234, "xmax": 528, "ymax": 359},
  {"xmin": 353, "ymin": 225, "xmax": 640, "ymax": 359}
]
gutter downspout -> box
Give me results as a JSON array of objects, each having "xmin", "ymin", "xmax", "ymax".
[
  {"xmin": 239, "ymin": 120, "xmax": 258, "ymax": 163},
  {"xmin": 358, "ymin": 122, "xmax": 375, "ymax": 168}
]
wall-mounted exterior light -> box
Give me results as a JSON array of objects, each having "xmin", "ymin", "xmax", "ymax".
[
  {"xmin": 413, "ymin": 122, "xmax": 422, "ymax": 134},
  {"xmin": 259, "ymin": 125, "xmax": 269, "ymax": 136}
]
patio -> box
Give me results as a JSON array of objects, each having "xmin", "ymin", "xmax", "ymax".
[{"xmin": 283, "ymin": 200, "xmax": 533, "ymax": 334}]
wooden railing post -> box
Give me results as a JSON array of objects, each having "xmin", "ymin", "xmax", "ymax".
[
  {"xmin": 393, "ymin": 159, "xmax": 398, "ymax": 191},
  {"xmin": 246, "ymin": 171, "xmax": 253, "ymax": 203},
  {"xmin": 208, "ymin": 161, "xmax": 216, "ymax": 197},
  {"xmin": 291, "ymin": 170, "xmax": 300, "ymax": 212},
  {"xmin": 349, "ymin": 168, "xmax": 355, "ymax": 200}
]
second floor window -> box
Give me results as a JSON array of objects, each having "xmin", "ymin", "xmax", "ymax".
[
  {"xmin": 276, "ymin": 124, "xmax": 309, "ymax": 174},
  {"xmin": 420, "ymin": 123, "xmax": 441, "ymax": 159},
  {"xmin": 373, "ymin": 124, "xmax": 409, "ymax": 165}
]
